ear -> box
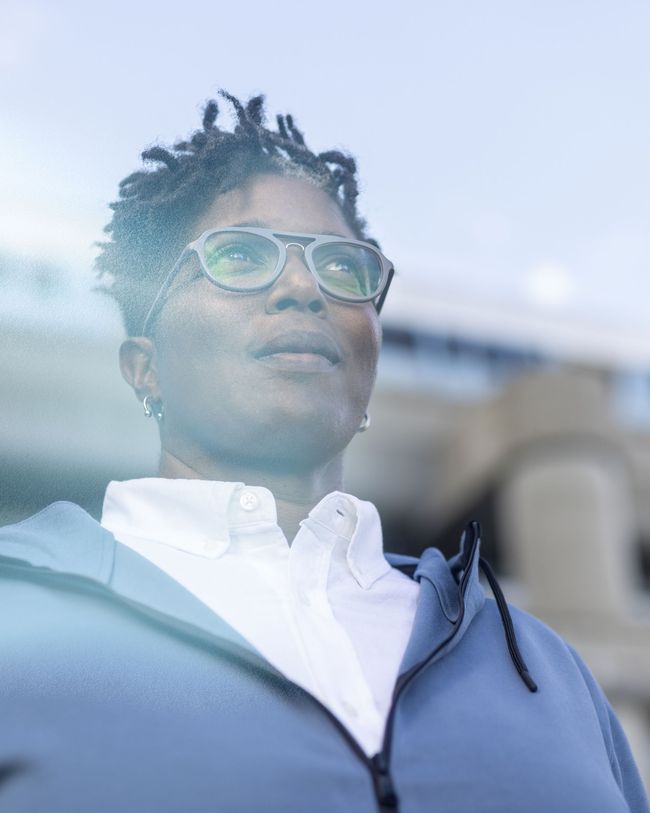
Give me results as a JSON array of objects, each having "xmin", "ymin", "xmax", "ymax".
[{"xmin": 119, "ymin": 338, "xmax": 161, "ymax": 402}]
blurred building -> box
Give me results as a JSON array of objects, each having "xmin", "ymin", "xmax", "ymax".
[{"xmin": 1, "ymin": 254, "xmax": 649, "ymax": 790}]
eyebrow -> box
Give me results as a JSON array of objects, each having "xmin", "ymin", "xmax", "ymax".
[
  {"xmin": 230, "ymin": 219, "xmax": 273, "ymax": 229},
  {"xmin": 228, "ymin": 220, "xmax": 349, "ymax": 239}
]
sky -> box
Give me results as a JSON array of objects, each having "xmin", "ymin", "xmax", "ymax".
[{"xmin": 1, "ymin": 0, "xmax": 649, "ymax": 361}]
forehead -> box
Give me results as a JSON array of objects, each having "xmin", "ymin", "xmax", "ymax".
[{"xmin": 192, "ymin": 174, "xmax": 355, "ymax": 239}]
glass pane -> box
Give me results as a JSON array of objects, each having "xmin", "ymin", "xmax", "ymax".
[
  {"xmin": 312, "ymin": 243, "xmax": 382, "ymax": 298},
  {"xmin": 203, "ymin": 231, "xmax": 279, "ymax": 289}
]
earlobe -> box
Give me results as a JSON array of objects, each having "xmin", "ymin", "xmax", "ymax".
[{"xmin": 119, "ymin": 337, "xmax": 160, "ymax": 402}]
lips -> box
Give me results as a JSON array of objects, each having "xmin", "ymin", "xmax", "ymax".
[{"xmin": 250, "ymin": 330, "xmax": 342, "ymax": 365}]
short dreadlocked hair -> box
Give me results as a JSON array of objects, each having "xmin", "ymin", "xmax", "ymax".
[{"xmin": 95, "ymin": 90, "xmax": 372, "ymax": 335}]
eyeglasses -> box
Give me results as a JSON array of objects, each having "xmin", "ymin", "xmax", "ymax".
[{"xmin": 141, "ymin": 227, "xmax": 395, "ymax": 335}]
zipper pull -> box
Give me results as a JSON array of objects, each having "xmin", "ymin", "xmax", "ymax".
[{"xmin": 370, "ymin": 753, "xmax": 399, "ymax": 810}]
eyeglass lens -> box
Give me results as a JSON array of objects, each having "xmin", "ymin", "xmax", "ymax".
[{"xmin": 202, "ymin": 231, "xmax": 382, "ymax": 300}]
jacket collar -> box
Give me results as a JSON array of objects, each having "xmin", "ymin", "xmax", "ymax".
[
  {"xmin": 0, "ymin": 502, "xmax": 485, "ymax": 681},
  {"xmin": 386, "ymin": 531, "xmax": 485, "ymax": 677},
  {"xmin": 0, "ymin": 501, "xmax": 264, "ymax": 661}
]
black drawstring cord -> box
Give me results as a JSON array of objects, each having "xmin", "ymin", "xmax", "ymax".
[{"xmin": 478, "ymin": 557, "xmax": 538, "ymax": 693}]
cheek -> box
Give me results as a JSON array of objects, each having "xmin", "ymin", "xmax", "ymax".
[
  {"xmin": 354, "ymin": 309, "xmax": 382, "ymax": 363},
  {"xmin": 344, "ymin": 311, "xmax": 382, "ymax": 389},
  {"xmin": 155, "ymin": 297, "xmax": 243, "ymax": 396},
  {"xmin": 157, "ymin": 283, "xmax": 252, "ymax": 356}
]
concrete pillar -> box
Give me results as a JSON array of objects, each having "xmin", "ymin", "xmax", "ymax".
[{"xmin": 498, "ymin": 449, "xmax": 637, "ymax": 621}]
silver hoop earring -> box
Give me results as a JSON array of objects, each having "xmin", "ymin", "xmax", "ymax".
[
  {"xmin": 142, "ymin": 395, "xmax": 164, "ymax": 422},
  {"xmin": 357, "ymin": 412, "xmax": 371, "ymax": 433}
]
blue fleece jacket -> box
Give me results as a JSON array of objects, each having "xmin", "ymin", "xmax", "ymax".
[{"xmin": 0, "ymin": 502, "xmax": 647, "ymax": 813}]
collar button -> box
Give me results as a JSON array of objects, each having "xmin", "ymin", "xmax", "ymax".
[{"xmin": 239, "ymin": 491, "xmax": 259, "ymax": 512}]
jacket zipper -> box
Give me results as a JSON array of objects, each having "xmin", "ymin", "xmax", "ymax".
[
  {"xmin": 287, "ymin": 523, "xmax": 481, "ymax": 812},
  {"xmin": 368, "ymin": 522, "xmax": 481, "ymax": 812}
]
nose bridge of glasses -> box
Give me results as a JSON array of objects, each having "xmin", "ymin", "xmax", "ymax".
[
  {"xmin": 280, "ymin": 239, "xmax": 312, "ymax": 275},
  {"xmin": 274, "ymin": 239, "xmax": 324, "ymax": 300},
  {"xmin": 283, "ymin": 240, "xmax": 307, "ymax": 252}
]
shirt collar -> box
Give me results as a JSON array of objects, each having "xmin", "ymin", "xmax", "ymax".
[
  {"xmin": 300, "ymin": 492, "xmax": 390, "ymax": 589},
  {"xmin": 101, "ymin": 479, "xmax": 389, "ymax": 587},
  {"xmin": 102, "ymin": 478, "xmax": 275, "ymax": 559}
]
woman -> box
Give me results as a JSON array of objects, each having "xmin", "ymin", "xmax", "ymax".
[{"xmin": 0, "ymin": 92, "xmax": 647, "ymax": 813}]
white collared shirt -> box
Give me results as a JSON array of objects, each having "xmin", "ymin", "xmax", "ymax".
[{"xmin": 101, "ymin": 478, "xmax": 419, "ymax": 756}]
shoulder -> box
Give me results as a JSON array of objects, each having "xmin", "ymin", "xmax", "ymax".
[
  {"xmin": 479, "ymin": 599, "xmax": 649, "ymax": 809},
  {"xmin": 0, "ymin": 502, "xmax": 114, "ymax": 581},
  {"xmin": 481, "ymin": 597, "xmax": 592, "ymax": 681},
  {"xmin": 1, "ymin": 501, "xmax": 98, "ymax": 536}
]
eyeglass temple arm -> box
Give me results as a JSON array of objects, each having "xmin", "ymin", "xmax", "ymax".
[
  {"xmin": 141, "ymin": 249, "xmax": 194, "ymax": 336},
  {"xmin": 374, "ymin": 266, "xmax": 394, "ymax": 315}
]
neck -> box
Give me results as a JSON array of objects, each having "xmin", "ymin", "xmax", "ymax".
[{"xmin": 158, "ymin": 446, "xmax": 345, "ymax": 543}]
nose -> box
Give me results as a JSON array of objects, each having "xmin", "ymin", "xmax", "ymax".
[{"xmin": 265, "ymin": 244, "xmax": 326, "ymax": 315}]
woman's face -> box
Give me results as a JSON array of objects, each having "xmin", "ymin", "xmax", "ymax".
[{"xmin": 150, "ymin": 173, "xmax": 382, "ymax": 472}]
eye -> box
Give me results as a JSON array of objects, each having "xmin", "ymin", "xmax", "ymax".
[
  {"xmin": 322, "ymin": 257, "xmax": 358, "ymax": 275},
  {"xmin": 202, "ymin": 232, "xmax": 279, "ymax": 288},
  {"xmin": 314, "ymin": 247, "xmax": 371, "ymax": 295},
  {"xmin": 206, "ymin": 242, "xmax": 266, "ymax": 268}
]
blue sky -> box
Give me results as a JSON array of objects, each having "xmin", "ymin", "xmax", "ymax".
[{"xmin": 2, "ymin": 0, "xmax": 649, "ymax": 357}]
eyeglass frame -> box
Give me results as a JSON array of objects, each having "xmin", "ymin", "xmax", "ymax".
[{"xmin": 140, "ymin": 226, "xmax": 395, "ymax": 336}]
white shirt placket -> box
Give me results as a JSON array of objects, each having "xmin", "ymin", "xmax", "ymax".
[{"xmin": 289, "ymin": 523, "xmax": 384, "ymax": 753}]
